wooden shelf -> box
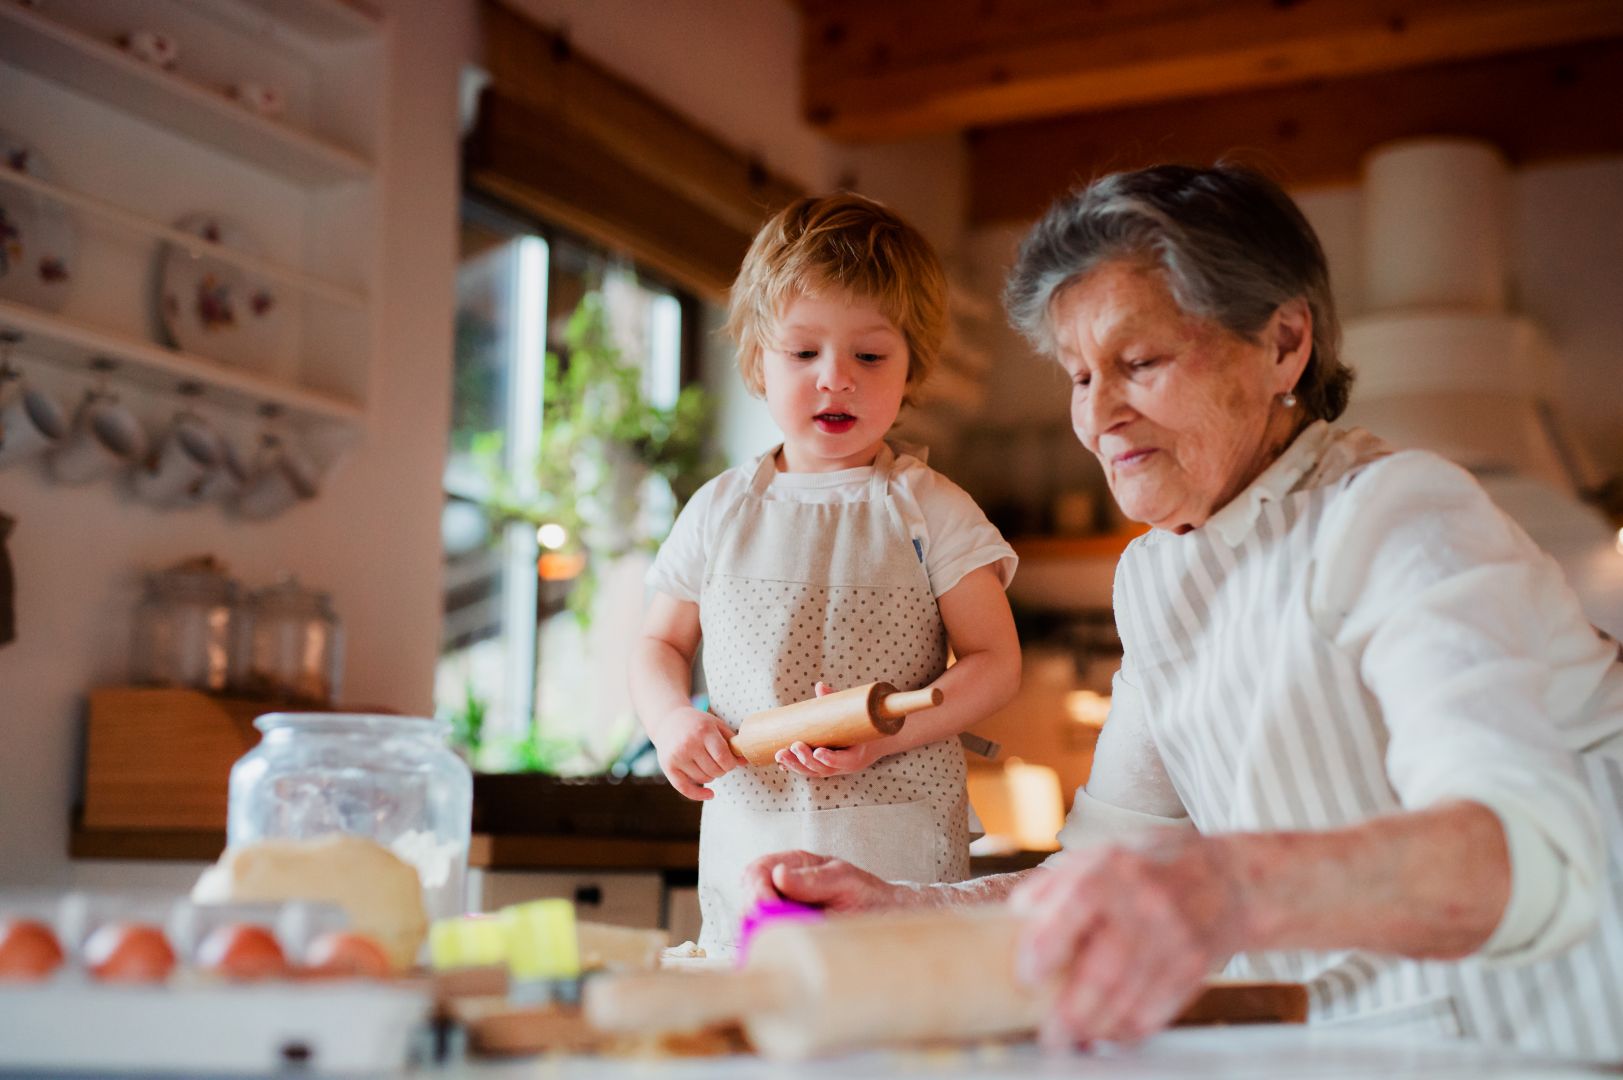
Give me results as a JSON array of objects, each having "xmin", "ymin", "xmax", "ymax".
[
  {"xmin": 1011, "ymin": 527, "xmax": 1148, "ymax": 560},
  {"xmin": 236, "ymin": 0, "xmax": 384, "ymax": 42},
  {"xmin": 0, "ymin": 167, "xmax": 367, "ymax": 309},
  {"xmin": 0, "ymin": 3, "xmax": 373, "ymax": 186},
  {"xmin": 0, "ymin": 299, "xmax": 363, "ymax": 424}
]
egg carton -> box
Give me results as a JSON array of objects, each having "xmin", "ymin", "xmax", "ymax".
[{"xmin": 0, "ymin": 979, "xmax": 431, "ymax": 1074}]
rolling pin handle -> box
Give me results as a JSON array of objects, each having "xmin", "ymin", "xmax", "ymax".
[{"xmin": 873, "ymin": 686, "xmax": 943, "ymax": 722}]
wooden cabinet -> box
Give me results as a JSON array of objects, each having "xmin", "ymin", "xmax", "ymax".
[{"xmin": 0, "ymin": 0, "xmax": 383, "ymax": 487}]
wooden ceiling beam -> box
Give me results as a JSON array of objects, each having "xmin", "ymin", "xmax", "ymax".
[
  {"xmin": 477, "ymin": 0, "xmax": 801, "ymax": 246},
  {"xmin": 800, "ymin": 0, "xmax": 1623, "ymax": 142},
  {"xmin": 966, "ymin": 38, "xmax": 1623, "ymax": 225}
]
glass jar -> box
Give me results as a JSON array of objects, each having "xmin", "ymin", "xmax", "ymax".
[
  {"xmin": 235, "ymin": 577, "xmax": 343, "ymax": 706},
  {"xmin": 227, "ymin": 714, "xmax": 473, "ymax": 921},
  {"xmin": 131, "ymin": 558, "xmax": 239, "ymax": 692}
]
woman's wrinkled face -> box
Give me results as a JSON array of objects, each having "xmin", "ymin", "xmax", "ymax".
[{"xmin": 1051, "ymin": 261, "xmax": 1309, "ymax": 533}]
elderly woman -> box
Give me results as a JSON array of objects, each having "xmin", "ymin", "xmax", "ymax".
[{"xmin": 743, "ymin": 164, "xmax": 1623, "ymax": 1059}]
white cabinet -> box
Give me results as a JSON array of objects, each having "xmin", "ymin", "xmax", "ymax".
[
  {"xmin": 0, "ymin": 0, "xmax": 383, "ymax": 484},
  {"xmin": 470, "ymin": 870, "xmax": 666, "ymax": 931}
]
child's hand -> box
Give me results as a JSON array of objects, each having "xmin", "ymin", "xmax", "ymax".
[
  {"xmin": 651, "ymin": 706, "xmax": 746, "ymax": 801},
  {"xmin": 774, "ymin": 682, "xmax": 884, "ymax": 778}
]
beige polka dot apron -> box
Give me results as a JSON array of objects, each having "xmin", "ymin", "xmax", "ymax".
[{"xmin": 696, "ymin": 442, "xmax": 970, "ymax": 952}]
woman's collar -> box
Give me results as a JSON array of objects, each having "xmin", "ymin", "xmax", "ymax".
[{"xmin": 1200, "ymin": 420, "xmax": 1335, "ymax": 546}]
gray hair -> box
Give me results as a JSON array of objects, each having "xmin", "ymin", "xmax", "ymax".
[{"xmin": 1003, "ymin": 164, "xmax": 1353, "ymax": 422}]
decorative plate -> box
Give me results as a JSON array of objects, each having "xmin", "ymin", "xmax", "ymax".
[
  {"xmin": 0, "ymin": 132, "xmax": 78, "ymax": 312},
  {"xmin": 157, "ymin": 213, "xmax": 283, "ymax": 368}
]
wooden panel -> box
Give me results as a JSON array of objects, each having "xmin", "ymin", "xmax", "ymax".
[
  {"xmin": 81, "ymin": 688, "xmax": 267, "ymax": 831},
  {"xmin": 800, "ymin": 0, "xmax": 1623, "ymax": 141},
  {"xmin": 476, "ymin": 0, "xmax": 800, "ymax": 299},
  {"xmin": 465, "ymin": 94, "xmax": 756, "ymax": 302},
  {"xmin": 968, "ymin": 38, "xmax": 1623, "ymax": 225}
]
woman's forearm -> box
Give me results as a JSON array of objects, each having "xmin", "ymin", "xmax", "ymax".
[{"xmin": 1219, "ymin": 800, "xmax": 1511, "ymax": 959}]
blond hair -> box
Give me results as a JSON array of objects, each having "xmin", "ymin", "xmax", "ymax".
[{"xmin": 726, "ymin": 193, "xmax": 948, "ymax": 400}]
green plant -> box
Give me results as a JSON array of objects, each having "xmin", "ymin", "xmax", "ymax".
[
  {"xmin": 445, "ymin": 680, "xmax": 487, "ymax": 756},
  {"xmin": 482, "ymin": 290, "xmax": 718, "ymax": 625}
]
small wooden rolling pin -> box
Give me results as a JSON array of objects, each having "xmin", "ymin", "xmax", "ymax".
[
  {"xmin": 727, "ymin": 682, "xmax": 943, "ymax": 766},
  {"xmin": 585, "ymin": 908, "xmax": 1306, "ymax": 1060}
]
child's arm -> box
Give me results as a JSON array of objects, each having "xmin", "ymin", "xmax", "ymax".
[
  {"xmin": 776, "ymin": 564, "xmax": 1021, "ymax": 776},
  {"xmin": 630, "ymin": 592, "xmax": 746, "ymax": 801}
]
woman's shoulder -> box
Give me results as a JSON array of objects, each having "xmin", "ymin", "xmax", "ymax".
[{"xmin": 1331, "ymin": 443, "xmax": 1492, "ymax": 516}]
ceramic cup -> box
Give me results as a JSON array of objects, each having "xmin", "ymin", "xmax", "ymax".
[
  {"xmin": 0, "ymin": 372, "xmax": 68, "ymax": 468},
  {"xmin": 193, "ymin": 437, "xmax": 248, "ymax": 505},
  {"xmin": 133, "ymin": 408, "xmax": 226, "ymax": 508},
  {"xmin": 235, "ymin": 433, "xmax": 318, "ymax": 519},
  {"xmin": 48, "ymin": 388, "xmax": 148, "ymax": 485}
]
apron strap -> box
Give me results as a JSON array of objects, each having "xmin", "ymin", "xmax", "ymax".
[
  {"xmin": 867, "ymin": 441, "xmax": 896, "ymax": 501},
  {"xmin": 746, "ymin": 444, "xmax": 782, "ymax": 498},
  {"xmin": 701, "ymin": 446, "xmax": 780, "ymax": 584}
]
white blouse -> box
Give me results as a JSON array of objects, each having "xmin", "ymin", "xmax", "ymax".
[{"xmin": 1057, "ymin": 421, "xmax": 1623, "ymax": 1058}]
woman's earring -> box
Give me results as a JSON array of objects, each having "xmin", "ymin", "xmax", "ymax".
[{"xmin": 1280, "ymin": 391, "xmax": 1298, "ymax": 408}]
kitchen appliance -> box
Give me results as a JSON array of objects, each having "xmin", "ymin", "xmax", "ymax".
[{"xmin": 226, "ymin": 713, "xmax": 474, "ymax": 921}]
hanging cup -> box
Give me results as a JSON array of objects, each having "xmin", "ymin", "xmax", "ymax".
[
  {"xmin": 0, "ymin": 331, "xmax": 68, "ymax": 468},
  {"xmin": 49, "ymin": 382, "xmax": 148, "ymax": 486},
  {"xmin": 0, "ymin": 372, "xmax": 68, "ymax": 468},
  {"xmin": 193, "ymin": 437, "xmax": 248, "ymax": 505},
  {"xmin": 235, "ymin": 430, "xmax": 318, "ymax": 519},
  {"xmin": 133, "ymin": 386, "xmax": 226, "ymax": 508}
]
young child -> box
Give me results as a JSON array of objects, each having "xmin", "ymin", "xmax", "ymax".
[{"xmin": 630, "ymin": 193, "xmax": 1022, "ymax": 953}]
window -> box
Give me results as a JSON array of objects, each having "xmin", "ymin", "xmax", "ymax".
[{"xmin": 438, "ymin": 197, "xmax": 694, "ymax": 770}]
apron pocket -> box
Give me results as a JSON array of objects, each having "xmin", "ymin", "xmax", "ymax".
[{"xmin": 800, "ymin": 800, "xmax": 937, "ymax": 885}]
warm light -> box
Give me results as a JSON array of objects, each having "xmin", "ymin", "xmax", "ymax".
[
  {"xmin": 1064, "ymin": 689, "xmax": 1111, "ymax": 728},
  {"xmin": 1616, "ymin": 528, "xmax": 1623, "ymax": 557},
  {"xmin": 537, "ymin": 523, "xmax": 568, "ymax": 550}
]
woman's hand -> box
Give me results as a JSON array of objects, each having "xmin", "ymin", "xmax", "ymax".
[
  {"xmin": 774, "ymin": 682, "xmax": 885, "ymax": 777},
  {"xmin": 1010, "ymin": 832, "xmax": 1250, "ymax": 1047},
  {"xmin": 742, "ymin": 850, "xmax": 911, "ymax": 913},
  {"xmin": 650, "ymin": 705, "xmax": 746, "ymax": 801}
]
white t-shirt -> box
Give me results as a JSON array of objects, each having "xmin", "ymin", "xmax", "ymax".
[{"xmin": 647, "ymin": 448, "xmax": 1017, "ymax": 603}]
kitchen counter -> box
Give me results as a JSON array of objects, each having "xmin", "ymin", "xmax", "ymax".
[{"xmin": 419, "ymin": 1028, "xmax": 1621, "ymax": 1079}]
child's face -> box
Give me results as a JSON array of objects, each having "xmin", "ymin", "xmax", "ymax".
[{"xmin": 762, "ymin": 292, "xmax": 909, "ymax": 472}]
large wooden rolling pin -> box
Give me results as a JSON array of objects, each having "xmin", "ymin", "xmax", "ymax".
[
  {"xmin": 585, "ymin": 908, "xmax": 1306, "ymax": 1060},
  {"xmin": 726, "ymin": 682, "xmax": 942, "ymax": 766}
]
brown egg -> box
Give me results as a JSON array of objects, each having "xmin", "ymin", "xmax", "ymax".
[
  {"xmin": 0, "ymin": 919, "xmax": 65, "ymax": 981},
  {"xmin": 304, "ymin": 931, "xmax": 392, "ymax": 978},
  {"xmin": 197, "ymin": 924, "xmax": 286, "ymax": 981},
  {"xmin": 84, "ymin": 922, "xmax": 176, "ymax": 983}
]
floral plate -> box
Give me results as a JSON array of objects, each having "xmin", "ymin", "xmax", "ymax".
[
  {"xmin": 0, "ymin": 132, "xmax": 77, "ymax": 312},
  {"xmin": 157, "ymin": 213, "xmax": 284, "ymax": 369}
]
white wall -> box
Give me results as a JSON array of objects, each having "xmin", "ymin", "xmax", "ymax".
[{"xmin": 0, "ymin": 0, "xmax": 474, "ymax": 886}]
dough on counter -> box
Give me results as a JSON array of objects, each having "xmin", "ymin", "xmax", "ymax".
[
  {"xmin": 576, "ymin": 921, "xmax": 668, "ymax": 971},
  {"xmin": 191, "ymin": 835, "xmax": 427, "ymax": 970}
]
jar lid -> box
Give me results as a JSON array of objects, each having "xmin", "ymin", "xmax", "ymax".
[
  {"xmin": 144, "ymin": 556, "xmax": 238, "ymax": 602},
  {"xmin": 249, "ymin": 576, "xmax": 334, "ymax": 614},
  {"xmin": 254, "ymin": 713, "xmax": 449, "ymax": 739}
]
